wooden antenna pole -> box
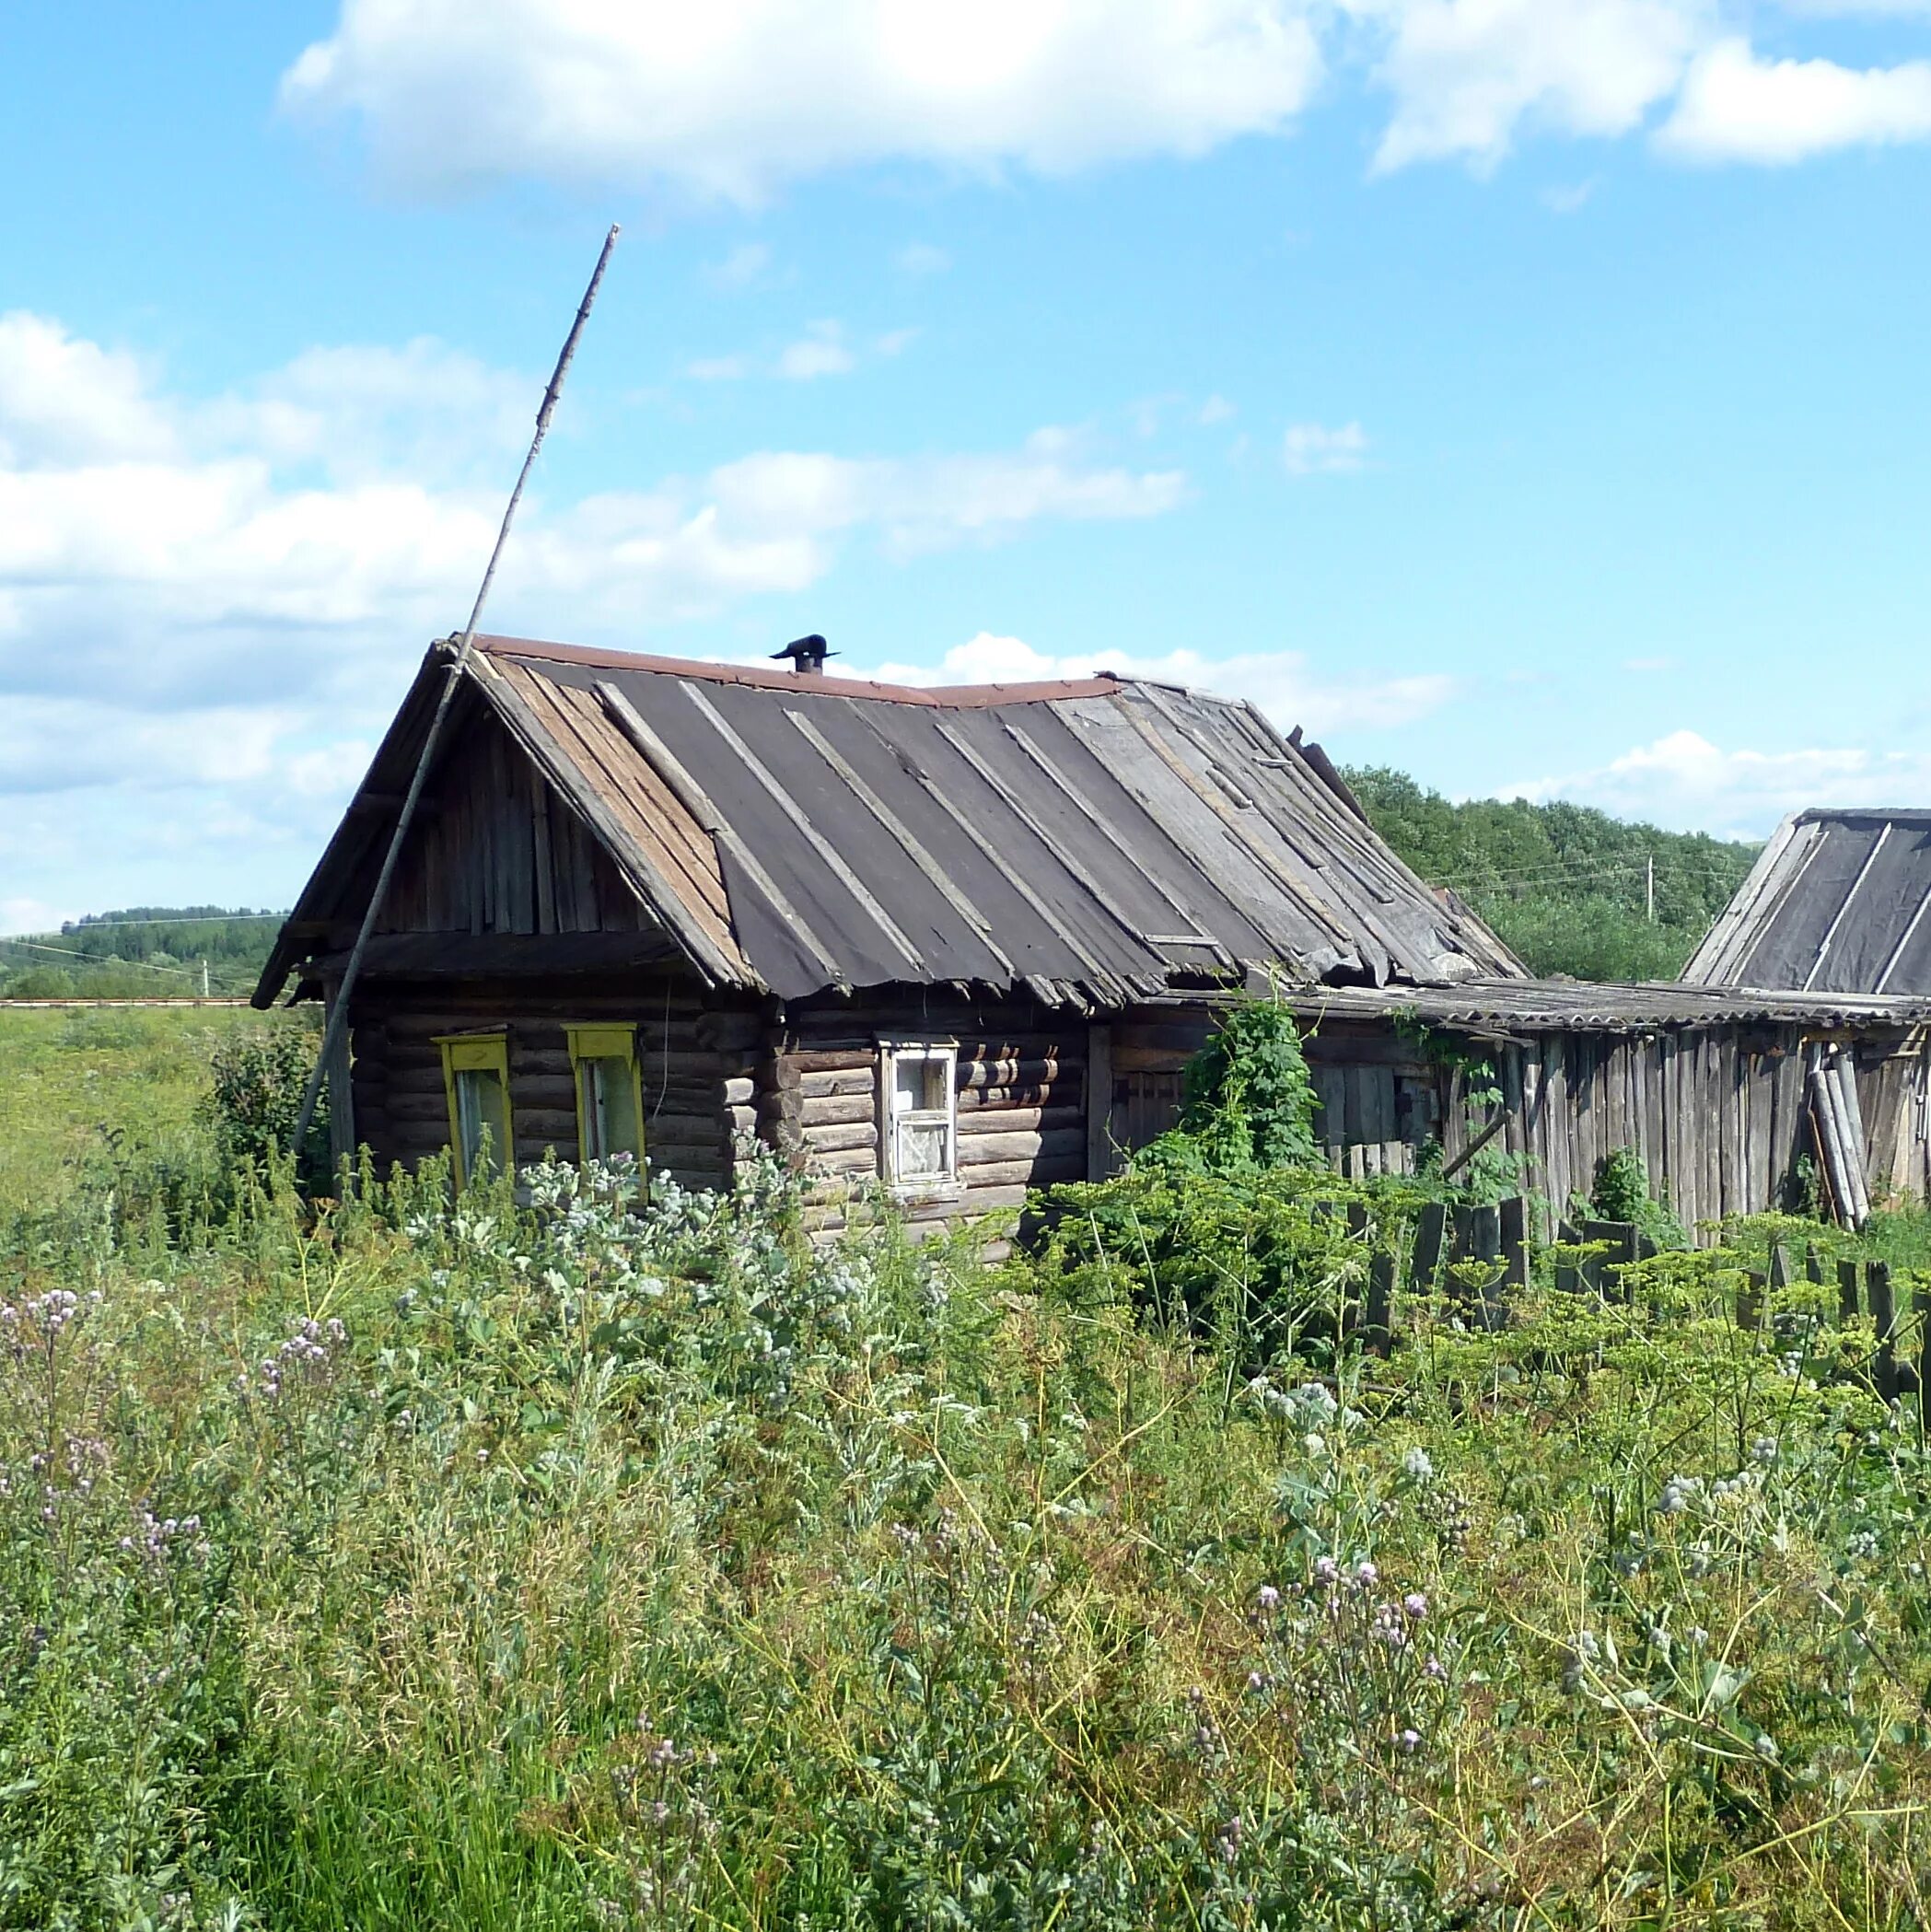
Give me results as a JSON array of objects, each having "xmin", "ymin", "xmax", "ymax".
[{"xmin": 290, "ymin": 225, "xmax": 621, "ymax": 1158}]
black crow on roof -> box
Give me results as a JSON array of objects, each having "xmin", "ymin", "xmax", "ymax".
[{"xmin": 773, "ymin": 634, "xmax": 836, "ymax": 675}]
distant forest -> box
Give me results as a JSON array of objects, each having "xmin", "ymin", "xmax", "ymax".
[
  {"xmin": 0, "ymin": 907, "xmax": 285, "ymax": 1000},
  {"xmin": 1343, "ymin": 767, "xmax": 1761, "ymax": 982},
  {"xmin": 0, "ymin": 776, "xmax": 1762, "ymax": 998}
]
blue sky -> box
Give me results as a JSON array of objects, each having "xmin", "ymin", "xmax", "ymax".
[{"xmin": 5, "ymin": 0, "xmax": 1931, "ymax": 932}]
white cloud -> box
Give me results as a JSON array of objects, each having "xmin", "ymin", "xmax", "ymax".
[
  {"xmin": 0, "ymin": 897, "xmax": 79, "ymax": 939},
  {"xmin": 685, "ymin": 355, "xmax": 750, "ymax": 382},
  {"xmin": 0, "ymin": 312, "xmax": 1191, "ymax": 911},
  {"xmin": 1505, "ymin": 728, "xmax": 1931, "ymax": 836},
  {"xmin": 776, "ymin": 321, "xmax": 857, "ymax": 380},
  {"xmin": 897, "ymin": 241, "xmax": 952, "ymax": 275},
  {"xmin": 865, "ymin": 632, "xmax": 1457, "ymax": 735},
  {"xmin": 702, "ymin": 241, "xmax": 774, "ymax": 289},
  {"xmin": 1364, "ymin": 0, "xmax": 1703, "ymax": 171},
  {"xmin": 1198, "ymin": 393, "xmax": 1237, "ymax": 425},
  {"xmin": 1657, "ymin": 37, "xmax": 1931, "ymax": 160},
  {"xmin": 1284, "ymin": 421, "xmax": 1368, "ymax": 473},
  {"xmin": 283, "ymin": 0, "xmax": 1324, "ymax": 203},
  {"xmin": 1541, "ymin": 175, "xmax": 1599, "ymax": 210}
]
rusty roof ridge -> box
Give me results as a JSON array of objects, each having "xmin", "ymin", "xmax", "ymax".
[{"xmin": 465, "ymin": 632, "xmax": 1140, "ymax": 707}]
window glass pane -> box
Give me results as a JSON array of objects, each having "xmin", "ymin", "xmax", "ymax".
[
  {"xmin": 583, "ymin": 1056, "xmax": 640, "ymax": 1165},
  {"xmin": 897, "ymin": 1116, "xmax": 948, "ymax": 1181},
  {"xmin": 893, "ymin": 1053, "xmax": 947, "ymax": 1113},
  {"xmin": 456, "ymin": 1067, "xmax": 508, "ymax": 1181}
]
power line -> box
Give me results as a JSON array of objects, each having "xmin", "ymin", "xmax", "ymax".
[
  {"xmin": 0, "ymin": 937, "xmax": 199, "ymax": 976},
  {"xmin": 53, "ymin": 912, "xmax": 288, "ymax": 930}
]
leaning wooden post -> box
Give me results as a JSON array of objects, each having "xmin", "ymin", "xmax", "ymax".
[
  {"xmin": 1837, "ymin": 1258, "xmax": 1861, "ymax": 1326},
  {"xmin": 1469, "ymin": 1203, "xmax": 1505, "ymax": 1332},
  {"xmin": 288, "ymin": 225, "xmax": 622, "ymax": 1158},
  {"xmin": 1867, "ymin": 1262, "xmax": 1898, "ymax": 1401}
]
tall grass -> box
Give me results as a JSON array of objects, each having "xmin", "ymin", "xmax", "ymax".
[{"xmin": 5, "ymin": 1017, "xmax": 1931, "ymax": 1926}]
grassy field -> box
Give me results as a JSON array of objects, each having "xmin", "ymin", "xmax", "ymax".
[
  {"xmin": 0, "ymin": 1006, "xmax": 298, "ymax": 1220},
  {"xmin": 6, "ymin": 1008, "xmax": 1931, "ymax": 1929}
]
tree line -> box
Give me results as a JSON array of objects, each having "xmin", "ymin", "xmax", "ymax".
[{"xmin": 1343, "ymin": 766, "xmax": 1760, "ymax": 981}]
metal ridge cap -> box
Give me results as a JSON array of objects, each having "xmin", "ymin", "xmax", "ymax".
[{"xmin": 471, "ymin": 633, "xmax": 1123, "ymax": 707}]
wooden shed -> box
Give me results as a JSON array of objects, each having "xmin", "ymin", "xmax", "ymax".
[{"xmin": 257, "ymin": 636, "xmax": 1931, "ymax": 1230}]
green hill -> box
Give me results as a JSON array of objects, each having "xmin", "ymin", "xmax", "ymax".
[
  {"xmin": 0, "ymin": 906, "xmax": 285, "ymax": 1000},
  {"xmin": 1343, "ymin": 767, "xmax": 1760, "ymax": 981}
]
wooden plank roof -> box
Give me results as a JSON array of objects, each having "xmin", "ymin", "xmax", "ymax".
[
  {"xmin": 1683, "ymin": 809, "xmax": 1931, "ymax": 996},
  {"xmin": 256, "ymin": 633, "xmax": 1525, "ymax": 1008}
]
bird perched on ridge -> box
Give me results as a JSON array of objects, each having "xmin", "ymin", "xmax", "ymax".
[{"xmin": 772, "ymin": 634, "xmax": 836, "ymax": 675}]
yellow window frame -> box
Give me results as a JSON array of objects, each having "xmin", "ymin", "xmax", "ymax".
[
  {"xmin": 565, "ymin": 1022, "xmax": 646, "ymax": 1173},
  {"xmin": 436, "ymin": 1030, "xmax": 513, "ymax": 1189}
]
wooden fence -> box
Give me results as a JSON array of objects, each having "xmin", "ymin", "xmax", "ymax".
[{"xmin": 1336, "ymin": 1193, "xmax": 1931, "ymax": 1404}]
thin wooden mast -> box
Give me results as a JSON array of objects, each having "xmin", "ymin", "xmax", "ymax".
[{"xmin": 291, "ymin": 224, "xmax": 621, "ymax": 1158}]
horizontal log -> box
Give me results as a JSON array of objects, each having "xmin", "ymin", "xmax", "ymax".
[
  {"xmin": 957, "ymin": 1104, "xmax": 1081, "ymax": 1138},
  {"xmin": 956, "ymin": 1156, "xmax": 1083, "ymax": 1190},
  {"xmin": 800, "ymin": 1093, "xmax": 876, "ymax": 1129},
  {"xmin": 727, "ymin": 1104, "xmax": 758, "ymax": 1135},
  {"xmin": 959, "ymin": 1053, "xmax": 1071, "ymax": 1087},
  {"xmin": 804, "ymin": 1146, "xmax": 880, "ymax": 1177},
  {"xmin": 960, "ymin": 1126, "xmax": 1084, "ymax": 1169},
  {"xmin": 785, "ymin": 1046, "xmax": 882, "ymax": 1073},
  {"xmin": 723, "ymin": 1076, "xmax": 755, "ymax": 1107},
  {"xmin": 802, "ymin": 1121, "xmax": 879, "ymax": 1156},
  {"xmin": 799, "ymin": 1067, "xmax": 876, "ymax": 1100}
]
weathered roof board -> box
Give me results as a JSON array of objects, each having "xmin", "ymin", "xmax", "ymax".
[
  {"xmin": 1269, "ymin": 976, "xmax": 1931, "ymax": 1035},
  {"xmin": 258, "ymin": 634, "xmax": 1522, "ymax": 1007},
  {"xmin": 1683, "ymin": 809, "xmax": 1931, "ymax": 996}
]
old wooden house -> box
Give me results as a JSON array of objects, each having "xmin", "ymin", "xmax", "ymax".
[{"xmin": 256, "ymin": 637, "xmax": 1931, "ymax": 1229}]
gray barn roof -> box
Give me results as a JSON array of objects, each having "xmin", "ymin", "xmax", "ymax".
[
  {"xmin": 1683, "ymin": 809, "xmax": 1931, "ymax": 995},
  {"xmin": 258, "ymin": 634, "xmax": 1523, "ymax": 1008}
]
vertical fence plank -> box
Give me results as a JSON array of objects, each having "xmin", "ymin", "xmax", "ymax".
[
  {"xmin": 1500, "ymin": 1195, "xmax": 1529, "ymax": 1290},
  {"xmin": 1367, "ymin": 1249, "xmax": 1395, "ymax": 1356},
  {"xmin": 1554, "ymin": 1219, "xmax": 1582, "ymax": 1296},
  {"xmin": 1838, "ymin": 1259, "xmax": 1861, "ymax": 1325},
  {"xmin": 1868, "ymin": 1262, "xmax": 1898, "ymax": 1400},
  {"xmin": 1412, "ymin": 1203, "xmax": 1448, "ymax": 1297}
]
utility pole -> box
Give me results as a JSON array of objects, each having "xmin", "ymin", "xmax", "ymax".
[
  {"xmin": 1646, "ymin": 855, "xmax": 1655, "ymax": 925},
  {"xmin": 201, "ymin": 958, "xmax": 210, "ymax": 999}
]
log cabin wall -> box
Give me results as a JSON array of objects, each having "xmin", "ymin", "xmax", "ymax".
[
  {"xmin": 772, "ymin": 992, "xmax": 1088, "ymax": 1238},
  {"xmin": 344, "ymin": 975, "xmax": 758, "ymax": 1193}
]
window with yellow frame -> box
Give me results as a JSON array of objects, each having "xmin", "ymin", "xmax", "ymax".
[
  {"xmin": 436, "ymin": 1031, "xmax": 513, "ymax": 1188},
  {"xmin": 565, "ymin": 1023, "xmax": 646, "ymax": 1176}
]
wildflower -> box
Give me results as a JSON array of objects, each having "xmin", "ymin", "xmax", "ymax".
[
  {"xmin": 1213, "ymin": 1813, "xmax": 1243, "ymax": 1864},
  {"xmin": 1312, "ymin": 1554, "xmax": 1340, "ymax": 1586},
  {"xmin": 1425, "ymin": 1653, "xmax": 1448, "ymax": 1682},
  {"xmin": 1255, "ymin": 1584, "xmax": 1280, "ymax": 1612},
  {"xmin": 1399, "ymin": 1728, "xmax": 1422, "ymax": 1753},
  {"xmin": 1402, "ymin": 1446, "xmax": 1435, "ymax": 1482},
  {"xmin": 1751, "ymin": 1436, "xmax": 1779, "ymax": 1467},
  {"xmin": 1403, "ymin": 1592, "xmax": 1428, "ymax": 1621},
  {"xmin": 1354, "ymin": 1559, "xmax": 1378, "ymax": 1588}
]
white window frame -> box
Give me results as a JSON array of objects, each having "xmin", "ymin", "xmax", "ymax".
[{"xmin": 878, "ymin": 1038, "xmax": 960, "ymax": 1195}]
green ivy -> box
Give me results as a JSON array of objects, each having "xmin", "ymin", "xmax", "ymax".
[{"xmin": 1157, "ymin": 994, "xmax": 1319, "ymax": 1174}]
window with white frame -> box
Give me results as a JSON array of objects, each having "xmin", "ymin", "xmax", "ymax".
[{"xmin": 880, "ymin": 1040, "xmax": 959, "ymax": 1190}]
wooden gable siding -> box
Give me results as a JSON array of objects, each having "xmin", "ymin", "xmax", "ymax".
[
  {"xmin": 377, "ymin": 706, "xmax": 655, "ymax": 939},
  {"xmin": 345, "ymin": 977, "xmax": 757, "ymax": 1193}
]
